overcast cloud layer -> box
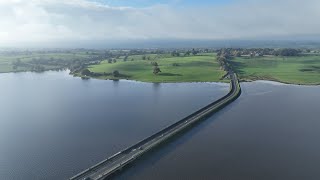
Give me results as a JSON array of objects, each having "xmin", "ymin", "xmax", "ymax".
[{"xmin": 0, "ymin": 0, "xmax": 319, "ymax": 47}]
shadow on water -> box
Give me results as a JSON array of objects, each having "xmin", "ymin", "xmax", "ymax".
[
  {"xmin": 113, "ymin": 79, "xmax": 120, "ymax": 88},
  {"xmin": 152, "ymin": 83, "xmax": 161, "ymax": 91},
  {"xmin": 113, "ymin": 98, "xmax": 242, "ymax": 180},
  {"xmin": 152, "ymin": 83, "xmax": 161, "ymax": 103}
]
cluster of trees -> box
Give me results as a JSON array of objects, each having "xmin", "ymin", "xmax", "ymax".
[
  {"xmin": 31, "ymin": 65, "xmax": 45, "ymax": 72},
  {"xmin": 171, "ymin": 51, "xmax": 181, "ymax": 57},
  {"xmin": 275, "ymin": 48, "xmax": 300, "ymax": 56},
  {"xmin": 81, "ymin": 68, "xmax": 114, "ymax": 77},
  {"xmin": 142, "ymin": 55, "xmax": 151, "ymax": 60},
  {"xmin": 10, "ymin": 53, "xmax": 107, "ymax": 73},
  {"xmin": 6, "ymin": 48, "xmax": 140, "ymax": 74},
  {"xmin": 217, "ymin": 51, "xmax": 231, "ymax": 72},
  {"xmin": 217, "ymin": 48, "xmax": 302, "ymax": 58},
  {"xmin": 108, "ymin": 59, "xmax": 117, "ymax": 63},
  {"xmin": 11, "ymin": 58, "xmax": 46, "ymax": 72},
  {"xmin": 122, "ymin": 48, "xmax": 214, "ymax": 57},
  {"xmin": 171, "ymin": 48, "xmax": 199, "ymax": 57}
]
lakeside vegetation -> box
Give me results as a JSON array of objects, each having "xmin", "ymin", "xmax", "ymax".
[
  {"xmin": 0, "ymin": 49, "xmax": 104, "ymax": 73},
  {"xmin": 0, "ymin": 48, "xmax": 319, "ymax": 84}
]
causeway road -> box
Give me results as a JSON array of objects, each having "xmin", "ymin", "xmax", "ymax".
[{"xmin": 70, "ymin": 73, "xmax": 241, "ymax": 180}]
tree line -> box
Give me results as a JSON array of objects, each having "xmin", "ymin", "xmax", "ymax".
[{"xmin": 217, "ymin": 48, "xmax": 304, "ymax": 58}]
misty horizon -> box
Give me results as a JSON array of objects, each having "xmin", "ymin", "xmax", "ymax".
[{"xmin": 1, "ymin": 0, "xmax": 320, "ymax": 48}]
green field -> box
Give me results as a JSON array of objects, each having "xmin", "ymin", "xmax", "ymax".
[
  {"xmin": 2, "ymin": 49, "xmax": 320, "ymax": 85},
  {"xmin": 230, "ymin": 55, "xmax": 320, "ymax": 85},
  {"xmin": 88, "ymin": 54, "xmax": 226, "ymax": 83}
]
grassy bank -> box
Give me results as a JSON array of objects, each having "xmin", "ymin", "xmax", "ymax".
[
  {"xmin": 88, "ymin": 54, "xmax": 227, "ymax": 83},
  {"xmin": 230, "ymin": 55, "xmax": 320, "ymax": 85}
]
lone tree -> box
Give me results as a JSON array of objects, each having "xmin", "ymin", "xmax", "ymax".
[
  {"xmin": 108, "ymin": 59, "xmax": 112, "ymax": 63},
  {"xmin": 153, "ymin": 65, "xmax": 161, "ymax": 75},
  {"xmin": 112, "ymin": 70, "xmax": 120, "ymax": 77},
  {"xmin": 192, "ymin": 48, "xmax": 198, "ymax": 56},
  {"xmin": 123, "ymin": 55, "xmax": 128, "ymax": 62}
]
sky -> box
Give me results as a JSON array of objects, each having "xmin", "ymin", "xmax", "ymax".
[
  {"xmin": 90, "ymin": 0, "xmax": 234, "ymax": 8},
  {"xmin": 0, "ymin": 0, "xmax": 319, "ymax": 47}
]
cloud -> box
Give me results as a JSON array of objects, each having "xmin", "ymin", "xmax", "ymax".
[{"xmin": 0, "ymin": 0, "xmax": 319, "ymax": 47}]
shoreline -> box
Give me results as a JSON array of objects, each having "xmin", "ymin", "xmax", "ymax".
[
  {"xmin": 77, "ymin": 74, "xmax": 230, "ymax": 85},
  {"xmin": 76, "ymin": 73, "xmax": 320, "ymax": 86},
  {"xmin": 1, "ymin": 70, "xmax": 319, "ymax": 86},
  {"xmin": 239, "ymin": 78, "xmax": 320, "ymax": 86}
]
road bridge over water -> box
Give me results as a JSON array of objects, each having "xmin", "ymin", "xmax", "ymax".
[{"xmin": 70, "ymin": 73, "xmax": 241, "ymax": 180}]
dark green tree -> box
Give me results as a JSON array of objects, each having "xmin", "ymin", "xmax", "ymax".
[
  {"xmin": 112, "ymin": 70, "xmax": 120, "ymax": 77},
  {"xmin": 192, "ymin": 48, "xmax": 198, "ymax": 56},
  {"xmin": 153, "ymin": 66, "xmax": 161, "ymax": 75},
  {"xmin": 123, "ymin": 55, "xmax": 128, "ymax": 62}
]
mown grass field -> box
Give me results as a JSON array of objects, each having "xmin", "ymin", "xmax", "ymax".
[
  {"xmin": 89, "ymin": 53, "xmax": 227, "ymax": 83},
  {"xmin": 230, "ymin": 55, "xmax": 320, "ymax": 85}
]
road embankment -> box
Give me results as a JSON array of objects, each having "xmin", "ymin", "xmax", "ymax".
[{"xmin": 70, "ymin": 73, "xmax": 241, "ymax": 180}]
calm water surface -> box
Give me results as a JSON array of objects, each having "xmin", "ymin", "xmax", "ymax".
[
  {"xmin": 0, "ymin": 70, "xmax": 229, "ymax": 180},
  {"xmin": 118, "ymin": 81, "xmax": 320, "ymax": 180}
]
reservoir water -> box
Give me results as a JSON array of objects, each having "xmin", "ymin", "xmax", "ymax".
[
  {"xmin": 0, "ymin": 70, "xmax": 229, "ymax": 180},
  {"xmin": 1, "ymin": 71, "xmax": 320, "ymax": 180},
  {"xmin": 118, "ymin": 81, "xmax": 320, "ymax": 180}
]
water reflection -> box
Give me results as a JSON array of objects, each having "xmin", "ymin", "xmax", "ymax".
[{"xmin": 0, "ymin": 71, "xmax": 228, "ymax": 180}]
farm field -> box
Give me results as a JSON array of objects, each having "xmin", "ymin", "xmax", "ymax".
[
  {"xmin": 230, "ymin": 55, "xmax": 320, "ymax": 85},
  {"xmin": 88, "ymin": 53, "xmax": 227, "ymax": 83},
  {"xmin": 2, "ymin": 49, "xmax": 320, "ymax": 85}
]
